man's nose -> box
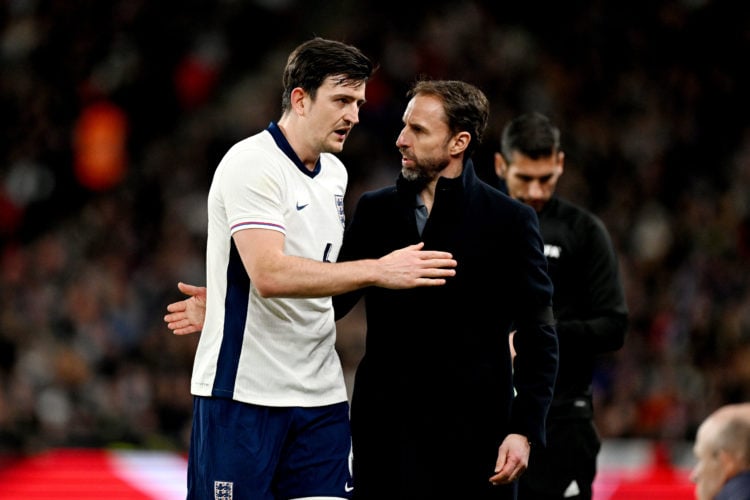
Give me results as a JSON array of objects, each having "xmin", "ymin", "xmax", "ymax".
[
  {"xmin": 395, "ymin": 129, "xmax": 408, "ymax": 148},
  {"xmin": 345, "ymin": 103, "xmax": 360, "ymax": 125},
  {"xmin": 528, "ymin": 181, "xmax": 544, "ymax": 198}
]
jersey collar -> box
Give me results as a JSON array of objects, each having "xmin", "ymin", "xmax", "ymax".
[{"xmin": 267, "ymin": 122, "xmax": 322, "ymax": 178}]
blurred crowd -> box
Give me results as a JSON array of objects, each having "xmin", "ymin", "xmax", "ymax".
[{"xmin": 1, "ymin": 0, "xmax": 748, "ymax": 456}]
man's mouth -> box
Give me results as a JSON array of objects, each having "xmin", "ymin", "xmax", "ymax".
[{"xmin": 334, "ymin": 127, "xmax": 350, "ymax": 139}]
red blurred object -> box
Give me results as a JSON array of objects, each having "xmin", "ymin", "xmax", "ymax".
[
  {"xmin": 0, "ymin": 442, "xmax": 695, "ymax": 499},
  {"xmin": 73, "ymin": 101, "xmax": 128, "ymax": 191},
  {"xmin": 0, "ymin": 448, "xmax": 187, "ymax": 499},
  {"xmin": 594, "ymin": 441, "xmax": 694, "ymax": 499},
  {"xmin": 174, "ymin": 55, "xmax": 219, "ymax": 110},
  {"xmin": 0, "ymin": 449, "xmax": 152, "ymax": 499},
  {"xmin": 595, "ymin": 466, "xmax": 694, "ymax": 499},
  {"xmin": 0, "ymin": 190, "xmax": 23, "ymax": 237}
]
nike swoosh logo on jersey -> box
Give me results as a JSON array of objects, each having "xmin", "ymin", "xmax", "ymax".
[
  {"xmin": 344, "ymin": 482, "xmax": 354, "ymax": 492},
  {"xmin": 296, "ymin": 202, "xmax": 309, "ymax": 210}
]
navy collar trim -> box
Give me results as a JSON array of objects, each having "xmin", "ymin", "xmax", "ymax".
[{"xmin": 267, "ymin": 121, "xmax": 321, "ymax": 178}]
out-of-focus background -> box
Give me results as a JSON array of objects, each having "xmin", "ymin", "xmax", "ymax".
[{"xmin": 0, "ymin": 0, "xmax": 747, "ymax": 497}]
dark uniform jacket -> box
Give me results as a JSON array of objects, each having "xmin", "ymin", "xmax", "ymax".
[
  {"xmin": 514, "ymin": 194, "xmax": 629, "ymax": 498},
  {"xmin": 537, "ymin": 196, "xmax": 628, "ymax": 414},
  {"xmin": 334, "ymin": 160, "xmax": 558, "ymax": 500}
]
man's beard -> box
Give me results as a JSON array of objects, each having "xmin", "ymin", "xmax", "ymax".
[{"xmin": 401, "ymin": 155, "xmax": 449, "ymax": 187}]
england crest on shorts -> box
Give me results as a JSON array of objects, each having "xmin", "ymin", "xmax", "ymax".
[{"xmin": 214, "ymin": 480, "xmax": 233, "ymax": 499}]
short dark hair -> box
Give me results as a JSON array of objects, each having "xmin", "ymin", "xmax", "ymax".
[
  {"xmin": 500, "ymin": 112, "xmax": 561, "ymax": 162},
  {"xmin": 281, "ymin": 37, "xmax": 376, "ymax": 114},
  {"xmin": 407, "ymin": 79, "xmax": 489, "ymax": 157}
]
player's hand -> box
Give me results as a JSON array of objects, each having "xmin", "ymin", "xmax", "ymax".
[
  {"xmin": 377, "ymin": 242, "xmax": 456, "ymax": 288},
  {"xmin": 164, "ymin": 282, "xmax": 207, "ymax": 335},
  {"xmin": 489, "ymin": 433, "xmax": 529, "ymax": 485}
]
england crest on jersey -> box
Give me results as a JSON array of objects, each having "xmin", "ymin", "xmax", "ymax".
[{"xmin": 335, "ymin": 194, "xmax": 345, "ymax": 228}]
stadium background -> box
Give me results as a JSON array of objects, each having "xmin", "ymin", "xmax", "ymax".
[{"xmin": 0, "ymin": 0, "xmax": 747, "ymax": 497}]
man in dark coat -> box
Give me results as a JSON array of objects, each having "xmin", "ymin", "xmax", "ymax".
[{"xmin": 335, "ymin": 80, "xmax": 559, "ymax": 500}]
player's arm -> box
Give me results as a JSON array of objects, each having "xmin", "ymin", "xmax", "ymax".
[
  {"xmin": 559, "ymin": 219, "xmax": 628, "ymax": 352},
  {"xmin": 507, "ymin": 205, "xmax": 558, "ymax": 446},
  {"xmin": 233, "ymin": 228, "xmax": 456, "ymax": 298},
  {"xmin": 163, "ymin": 230, "xmax": 458, "ymax": 333}
]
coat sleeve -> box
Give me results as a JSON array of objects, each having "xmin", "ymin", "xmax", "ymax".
[
  {"xmin": 508, "ymin": 204, "xmax": 559, "ymax": 447},
  {"xmin": 555, "ymin": 214, "xmax": 628, "ymax": 353},
  {"xmin": 332, "ymin": 194, "xmax": 371, "ymax": 321}
]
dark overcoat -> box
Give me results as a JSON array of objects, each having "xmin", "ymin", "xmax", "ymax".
[{"xmin": 335, "ymin": 160, "xmax": 559, "ymax": 500}]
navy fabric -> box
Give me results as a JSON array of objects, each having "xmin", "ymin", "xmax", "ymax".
[{"xmin": 188, "ymin": 397, "xmax": 353, "ymax": 500}]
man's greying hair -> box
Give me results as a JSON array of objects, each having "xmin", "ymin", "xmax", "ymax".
[
  {"xmin": 408, "ymin": 79, "xmax": 489, "ymax": 157},
  {"xmin": 501, "ymin": 112, "xmax": 561, "ymax": 162},
  {"xmin": 281, "ymin": 37, "xmax": 375, "ymax": 114}
]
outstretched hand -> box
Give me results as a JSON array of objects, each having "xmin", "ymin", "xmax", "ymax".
[
  {"xmin": 164, "ymin": 282, "xmax": 207, "ymax": 335},
  {"xmin": 376, "ymin": 242, "xmax": 457, "ymax": 289}
]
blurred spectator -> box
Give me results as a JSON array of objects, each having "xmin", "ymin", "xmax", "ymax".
[{"xmin": 691, "ymin": 403, "xmax": 750, "ymax": 500}]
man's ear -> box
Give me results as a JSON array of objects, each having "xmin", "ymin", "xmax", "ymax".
[
  {"xmin": 450, "ymin": 131, "xmax": 471, "ymax": 156},
  {"xmin": 494, "ymin": 152, "xmax": 508, "ymax": 178},
  {"xmin": 290, "ymin": 87, "xmax": 307, "ymax": 115},
  {"xmin": 557, "ymin": 151, "xmax": 565, "ymax": 175}
]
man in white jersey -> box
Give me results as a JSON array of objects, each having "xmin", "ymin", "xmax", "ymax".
[{"xmin": 181, "ymin": 37, "xmax": 457, "ymax": 500}]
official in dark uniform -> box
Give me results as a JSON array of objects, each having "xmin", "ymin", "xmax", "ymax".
[{"xmin": 495, "ymin": 112, "xmax": 629, "ymax": 500}]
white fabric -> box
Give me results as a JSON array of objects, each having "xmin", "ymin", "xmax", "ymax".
[{"xmin": 191, "ymin": 129, "xmax": 349, "ymax": 407}]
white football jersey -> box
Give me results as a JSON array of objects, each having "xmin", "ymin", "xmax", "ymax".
[{"xmin": 191, "ymin": 124, "xmax": 349, "ymax": 407}]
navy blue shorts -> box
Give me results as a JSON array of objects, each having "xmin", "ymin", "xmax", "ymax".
[{"xmin": 187, "ymin": 396, "xmax": 353, "ymax": 500}]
